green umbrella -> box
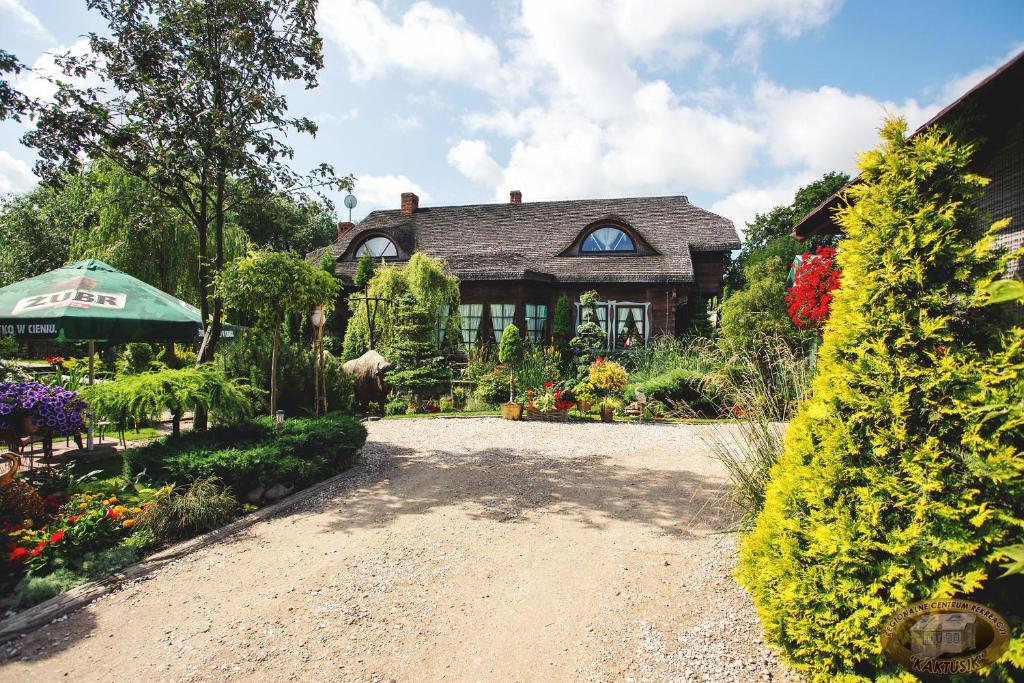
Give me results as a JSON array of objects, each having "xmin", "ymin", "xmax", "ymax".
[
  {"xmin": 0, "ymin": 259, "xmax": 202, "ymax": 342},
  {"xmin": 0, "ymin": 259, "xmax": 204, "ymax": 451}
]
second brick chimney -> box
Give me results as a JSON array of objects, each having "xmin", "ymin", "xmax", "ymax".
[
  {"xmin": 401, "ymin": 192, "xmax": 419, "ymax": 215},
  {"xmin": 510, "ymin": 190, "xmax": 522, "ymax": 204},
  {"xmin": 337, "ymin": 221, "xmax": 354, "ymax": 240}
]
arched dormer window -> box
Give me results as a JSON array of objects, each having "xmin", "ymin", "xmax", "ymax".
[
  {"xmin": 580, "ymin": 226, "xmax": 635, "ymax": 253},
  {"xmin": 355, "ymin": 235, "xmax": 398, "ymax": 259}
]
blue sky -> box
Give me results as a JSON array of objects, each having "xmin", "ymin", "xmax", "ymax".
[{"xmin": 1, "ymin": 0, "xmax": 1022, "ymax": 234}]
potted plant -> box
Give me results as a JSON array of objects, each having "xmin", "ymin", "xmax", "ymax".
[
  {"xmin": 587, "ymin": 357, "xmax": 628, "ymax": 424},
  {"xmin": 596, "ymin": 396, "xmax": 622, "ymax": 423},
  {"xmin": 524, "ymin": 382, "xmax": 574, "ymax": 421},
  {"xmin": 498, "ymin": 324, "xmax": 524, "ymax": 420}
]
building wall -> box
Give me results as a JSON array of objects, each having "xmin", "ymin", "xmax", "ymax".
[{"xmin": 978, "ymin": 120, "xmax": 1024, "ymax": 277}]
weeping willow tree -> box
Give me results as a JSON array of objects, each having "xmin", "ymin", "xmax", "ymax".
[
  {"xmin": 342, "ymin": 253, "xmax": 461, "ymax": 361},
  {"xmin": 68, "ymin": 160, "xmax": 250, "ymax": 307}
]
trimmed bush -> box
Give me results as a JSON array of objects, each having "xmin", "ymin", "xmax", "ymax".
[
  {"xmin": 122, "ymin": 413, "xmax": 367, "ymax": 494},
  {"xmin": 739, "ymin": 119, "xmax": 1024, "ymax": 679},
  {"xmin": 624, "ymin": 368, "xmax": 718, "ymax": 415}
]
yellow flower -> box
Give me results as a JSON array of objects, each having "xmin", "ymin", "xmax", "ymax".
[
  {"xmin": 130, "ymin": 507, "xmax": 142, "ymax": 514},
  {"xmin": 78, "ymin": 503, "xmax": 89, "ymax": 510},
  {"xmin": 111, "ymin": 505, "xmax": 127, "ymax": 515},
  {"xmin": 23, "ymin": 519, "xmax": 32, "ymax": 528},
  {"xmin": 121, "ymin": 518, "xmax": 138, "ymax": 528}
]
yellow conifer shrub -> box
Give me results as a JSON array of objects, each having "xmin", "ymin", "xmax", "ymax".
[{"xmin": 738, "ymin": 118, "xmax": 1023, "ymax": 680}]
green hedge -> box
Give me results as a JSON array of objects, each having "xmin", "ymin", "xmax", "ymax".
[
  {"xmin": 738, "ymin": 120, "xmax": 1024, "ymax": 679},
  {"xmin": 122, "ymin": 413, "xmax": 367, "ymax": 494},
  {"xmin": 623, "ymin": 368, "xmax": 718, "ymax": 415}
]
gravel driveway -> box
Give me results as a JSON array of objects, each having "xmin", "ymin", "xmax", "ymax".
[{"xmin": 0, "ymin": 418, "xmax": 793, "ymax": 682}]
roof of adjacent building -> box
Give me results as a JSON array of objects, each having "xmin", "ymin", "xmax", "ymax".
[
  {"xmin": 791, "ymin": 48, "xmax": 1024, "ymax": 240},
  {"xmin": 309, "ymin": 195, "xmax": 739, "ymax": 284}
]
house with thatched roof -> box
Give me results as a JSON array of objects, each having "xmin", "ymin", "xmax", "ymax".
[{"xmin": 309, "ymin": 191, "xmax": 739, "ymax": 349}]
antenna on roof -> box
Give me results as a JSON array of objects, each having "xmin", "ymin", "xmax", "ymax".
[
  {"xmin": 344, "ymin": 193, "xmax": 357, "ymax": 222},
  {"xmin": 680, "ymin": 194, "xmax": 689, "ymax": 203}
]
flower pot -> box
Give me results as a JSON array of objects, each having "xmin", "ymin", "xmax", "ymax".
[
  {"xmin": 501, "ymin": 403, "xmax": 523, "ymax": 420},
  {"xmin": 21, "ymin": 416, "xmax": 40, "ymax": 435},
  {"xmin": 524, "ymin": 407, "xmax": 569, "ymax": 422},
  {"xmin": 599, "ymin": 406, "xmax": 615, "ymax": 423}
]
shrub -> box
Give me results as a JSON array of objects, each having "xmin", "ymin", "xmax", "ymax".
[
  {"xmin": 384, "ymin": 395, "xmax": 408, "ymax": 416},
  {"xmin": 739, "ymin": 119, "xmax": 1024, "ymax": 679},
  {"xmin": 720, "ymin": 256, "xmax": 812, "ymax": 352},
  {"xmin": 587, "ymin": 357, "xmax": 628, "ymax": 394},
  {"xmin": 122, "ymin": 413, "xmax": 367, "ymax": 494},
  {"xmin": 116, "ymin": 342, "xmax": 160, "ymax": 375},
  {"xmin": 13, "ymin": 568, "xmax": 86, "ymax": 607},
  {"xmin": 81, "ymin": 366, "xmax": 251, "ymax": 437},
  {"xmin": 624, "ymin": 367, "xmax": 718, "ymax": 415},
  {"xmin": 474, "ymin": 366, "xmax": 509, "ymax": 407},
  {"xmin": 137, "ymin": 476, "xmax": 240, "ymax": 540},
  {"xmin": 497, "ymin": 324, "xmax": 523, "ymax": 403}
]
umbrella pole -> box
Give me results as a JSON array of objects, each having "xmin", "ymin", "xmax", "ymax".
[{"xmin": 87, "ymin": 340, "xmax": 95, "ymax": 451}]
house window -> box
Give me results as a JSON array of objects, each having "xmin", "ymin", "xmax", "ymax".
[
  {"xmin": 436, "ymin": 304, "xmax": 450, "ymax": 344},
  {"xmin": 355, "ymin": 236, "xmax": 398, "ymax": 259},
  {"xmin": 581, "ymin": 226, "xmax": 635, "ymax": 253},
  {"xmin": 575, "ymin": 300, "xmax": 649, "ymax": 350},
  {"xmin": 459, "ymin": 304, "xmax": 483, "ymax": 350},
  {"xmin": 490, "ymin": 304, "xmax": 516, "ymax": 342},
  {"xmin": 615, "ymin": 305, "xmax": 646, "ymax": 349},
  {"xmin": 525, "ymin": 304, "xmax": 548, "ymax": 344}
]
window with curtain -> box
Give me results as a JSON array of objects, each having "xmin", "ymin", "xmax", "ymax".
[
  {"xmin": 525, "ymin": 304, "xmax": 548, "ymax": 344},
  {"xmin": 458, "ymin": 304, "xmax": 483, "ymax": 350},
  {"xmin": 490, "ymin": 304, "xmax": 516, "ymax": 342},
  {"xmin": 436, "ymin": 304, "xmax": 450, "ymax": 344},
  {"xmin": 576, "ymin": 302, "xmax": 609, "ymax": 347},
  {"xmin": 614, "ymin": 305, "xmax": 646, "ymax": 349}
]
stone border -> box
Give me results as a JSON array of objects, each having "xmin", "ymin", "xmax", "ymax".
[{"xmin": 0, "ymin": 464, "xmax": 361, "ymax": 645}]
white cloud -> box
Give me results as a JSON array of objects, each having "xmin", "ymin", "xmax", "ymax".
[
  {"xmin": 354, "ymin": 173, "xmax": 431, "ymax": 214},
  {"xmin": 390, "ymin": 114, "xmax": 423, "ymax": 130},
  {"xmin": 710, "ymin": 172, "xmax": 816, "ymax": 238},
  {"xmin": 319, "ymin": 0, "xmax": 512, "ymax": 95},
  {"xmin": 940, "ymin": 44, "xmax": 1024, "ymax": 102},
  {"xmin": 0, "ymin": 0, "xmax": 54, "ymax": 41},
  {"xmin": 446, "ymin": 139, "xmax": 503, "ymax": 187},
  {"xmin": 0, "ymin": 151, "xmax": 37, "ymax": 194},
  {"xmin": 311, "ymin": 107, "xmax": 358, "ymax": 125},
  {"xmin": 752, "ymin": 81, "xmax": 938, "ymax": 173}
]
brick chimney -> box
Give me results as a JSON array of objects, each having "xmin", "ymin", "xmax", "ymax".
[
  {"xmin": 337, "ymin": 221, "xmax": 354, "ymax": 240},
  {"xmin": 509, "ymin": 190, "xmax": 522, "ymax": 204},
  {"xmin": 400, "ymin": 192, "xmax": 419, "ymax": 215}
]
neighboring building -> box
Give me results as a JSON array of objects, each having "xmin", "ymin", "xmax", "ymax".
[
  {"xmin": 791, "ymin": 49, "xmax": 1024, "ymax": 279},
  {"xmin": 910, "ymin": 612, "xmax": 977, "ymax": 658},
  {"xmin": 310, "ymin": 192, "xmax": 739, "ymax": 350}
]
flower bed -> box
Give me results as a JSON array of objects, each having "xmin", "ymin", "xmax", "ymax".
[
  {"xmin": 522, "ymin": 407, "xmax": 569, "ymax": 422},
  {"xmin": 0, "ymin": 381, "xmax": 87, "ymax": 436}
]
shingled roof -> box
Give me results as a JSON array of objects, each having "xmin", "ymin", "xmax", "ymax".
[{"xmin": 310, "ymin": 194, "xmax": 739, "ymax": 284}]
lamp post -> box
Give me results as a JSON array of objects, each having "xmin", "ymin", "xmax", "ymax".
[{"xmin": 310, "ymin": 307, "xmax": 327, "ymax": 415}]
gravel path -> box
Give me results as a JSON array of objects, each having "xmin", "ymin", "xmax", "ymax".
[{"xmin": 0, "ymin": 418, "xmax": 795, "ymax": 682}]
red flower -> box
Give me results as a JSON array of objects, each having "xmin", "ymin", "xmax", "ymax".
[
  {"xmin": 49, "ymin": 529, "xmax": 65, "ymax": 544},
  {"xmin": 66, "ymin": 515, "xmax": 80, "ymax": 524},
  {"xmin": 543, "ymin": 381, "xmax": 554, "ymax": 388},
  {"xmin": 107, "ymin": 508, "xmax": 123, "ymax": 520},
  {"xmin": 45, "ymin": 356, "xmax": 64, "ymax": 365},
  {"xmin": 29, "ymin": 541, "xmax": 47, "ymax": 557},
  {"xmin": 786, "ymin": 246, "xmax": 841, "ymax": 329},
  {"xmin": 7, "ymin": 547, "xmax": 28, "ymax": 563}
]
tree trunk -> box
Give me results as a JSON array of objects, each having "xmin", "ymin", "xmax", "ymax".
[
  {"xmin": 206, "ymin": 164, "xmax": 228, "ymax": 359},
  {"xmin": 172, "ymin": 411, "xmax": 181, "ymax": 438},
  {"xmin": 271, "ymin": 315, "xmax": 281, "ymax": 417},
  {"xmin": 509, "ymin": 366, "xmax": 514, "ymax": 403}
]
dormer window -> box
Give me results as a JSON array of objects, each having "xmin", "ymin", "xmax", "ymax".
[
  {"xmin": 355, "ymin": 236, "xmax": 398, "ymax": 259},
  {"xmin": 581, "ymin": 226, "xmax": 635, "ymax": 253}
]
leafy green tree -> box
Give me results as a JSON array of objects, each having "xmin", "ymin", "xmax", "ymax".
[
  {"xmin": 497, "ymin": 324, "xmax": 524, "ymax": 403},
  {"xmin": 569, "ymin": 290, "xmax": 606, "ymax": 376},
  {"xmin": 0, "ymin": 50, "xmax": 30, "ymax": 121},
  {"xmin": 739, "ymin": 119, "xmax": 1024, "ymax": 678},
  {"xmin": 354, "ymin": 252, "xmax": 376, "ymax": 291},
  {"xmin": 552, "ymin": 293, "xmax": 572, "ymax": 355},
  {"xmin": 217, "ymin": 250, "xmax": 339, "ymax": 416},
  {"xmin": 233, "ymin": 189, "xmax": 339, "ymax": 255},
  {"xmin": 385, "ymin": 293, "xmax": 448, "ymax": 397},
  {"xmin": 719, "ymin": 257, "xmax": 810, "ymax": 352},
  {"xmin": 342, "ymin": 253, "xmax": 460, "ymax": 361},
  {"xmin": 0, "ymin": 174, "xmax": 95, "ymax": 287},
  {"xmin": 727, "ymin": 171, "xmax": 849, "ymax": 290},
  {"xmin": 24, "ymin": 0, "xmax": 352, "ymax": 360}
]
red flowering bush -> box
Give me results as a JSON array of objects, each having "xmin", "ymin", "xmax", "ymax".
[{"xmin": 785, "ymin": 246, "xmax": 841, "ymax": 329}]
